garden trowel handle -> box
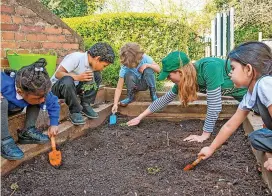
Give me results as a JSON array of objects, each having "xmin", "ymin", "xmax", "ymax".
[
  {"xmin": 192, "ymin": 156, "xmax": 204, "ymax": 166},
  {"xmin": 51, "ymin": 136, "xmax": 56, "ymax": 151}
]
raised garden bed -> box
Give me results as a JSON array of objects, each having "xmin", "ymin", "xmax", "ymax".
[{"xmin": 1, "ymin": 118, "xmax": 271, "ymax": 196}]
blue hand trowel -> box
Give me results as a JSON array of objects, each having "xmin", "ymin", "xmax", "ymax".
[{"xmin": 109, "ymin": 113, "xmax": 117, "ymax": 125}]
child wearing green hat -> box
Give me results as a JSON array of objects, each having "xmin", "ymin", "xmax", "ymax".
[{"xmin": 127, "ymin": 51, "xmax": 247, "ymax": 142}]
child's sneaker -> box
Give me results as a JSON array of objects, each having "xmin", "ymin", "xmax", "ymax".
[
  {"xmin": 120, "ymin": 89, "xmax": 136, "ymax": 107},
  {"xmin": 81, "ymin": 105, "xmax": 98, "ymax": 119},
  {"xmin": 120, "ymin": 97, "xmax": 134, "ymax": 106},
  {"xmin": 1, "ymin": 136, "xmax": 24, "ymax": 160},
  {"xmin": 69, "ymin": 113, "xmax": 86, "ymax": 125},
  {"xmin": 18, "ymin": 127, "xmax": 50, "ymax": 144}
]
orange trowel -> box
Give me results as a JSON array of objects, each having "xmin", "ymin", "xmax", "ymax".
[
  {"xmin": 49, "ymin": 136, "xmax": 62, "ymax": 167},
  {"xmin": 183, "ymin": 156, "xmax": 204, "ymax": 171}
]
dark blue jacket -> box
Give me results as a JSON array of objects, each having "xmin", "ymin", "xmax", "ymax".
[{"xmin": 0, "ymin": 72, "xmax": 60, "ymax": 126}]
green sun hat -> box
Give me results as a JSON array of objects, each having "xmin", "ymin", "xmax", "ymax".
[{"xmin": 158, "ymin": 51, "xmax": 190, "ymax": 81}]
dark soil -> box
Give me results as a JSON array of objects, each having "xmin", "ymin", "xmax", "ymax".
[{"xmin": 1, "ymin": 118, "xmax": 271, "ymax": 196}]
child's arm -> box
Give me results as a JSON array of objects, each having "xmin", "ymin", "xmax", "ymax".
[
  {"xmin": 138, "ymin": 62, "xmax": 161, "ymax": 73},
  {"xmin": 268, "ymin": 105, "xmax": 272, "ymax": 118},
  {"xmin": 112, "ymin": 78, "xmax": 124, "ymax": 113},
  {"xmin": 44, "ymin": 92, "xmax": 61, "ymax": 137},
  {"xmin": 146, "ymin": 62, "xmax": 160, "ymax": 73},
  {"xmin": 184, "ymin": 87, "xmax": 222, "ymax": 142},
  {"xmin": 198, "ymin": 108, "xmax": 249, "ymax": 159},
  {"xmin": 55, "ymin": 66, "xmax": 93, "ymax": 82},
  {"xmin": 127, "ymin": 90, "xmax": 177, "ymax": 126}
]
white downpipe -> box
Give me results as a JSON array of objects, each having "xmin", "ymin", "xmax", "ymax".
[
  {"xmin": 216, "ymin": 13, "xmax": 221, "ymax": 56},
  {"xmin": 230, "ymin": 7, "xmax": 235, "ymax": 50}
]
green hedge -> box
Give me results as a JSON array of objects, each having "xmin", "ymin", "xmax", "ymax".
[
  {"xmin": 235, "ymin": 23, "xmax": 272, "ymax": 45},
  {"xmin": 63, "ymin": 13, "xmax": 204, "ymax": 88}
]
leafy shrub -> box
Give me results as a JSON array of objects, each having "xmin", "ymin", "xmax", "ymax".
[
  {"xmin": 64, "ymin": 13, "xmax": 204, "ymax": 89},
  {"xmin": 235, "ymin": 23, "xmax": 272, "ymax": 45}
]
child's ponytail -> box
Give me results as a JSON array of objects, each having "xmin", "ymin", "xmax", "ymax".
[{"xmin": 15, "ymin": 58, "xmax": 51, "ymax": 96}]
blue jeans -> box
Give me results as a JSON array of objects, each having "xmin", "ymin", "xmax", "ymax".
[
  {"xmin": 124, "ymin": 68, "xmax": 156, "ymax": 91},
  {"xmin": 248, "ymin": 128, "xmax": 272, "ymax": 152}
]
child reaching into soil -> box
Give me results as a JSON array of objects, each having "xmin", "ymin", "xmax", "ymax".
[
  {"xmin": 127, "ymin": 51, "xmax": 247, "ymax": 142},
  {"xmin": 1, "ymin": 58, "xmax": 60, "ymax": 160},
  {"xmin": 198, "ymin": 41, "xmax": 272, "ymax": 171},
  {"xmin": 111, "ymin": 43, "xmax": 160, "ymax": 113}
]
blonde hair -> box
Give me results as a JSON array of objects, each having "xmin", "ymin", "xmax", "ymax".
[
  {"xmin": 120, "ymin": 43, "xmax": 144, "ymax": 68},
  {"xmin": 177, "ymin": 62, "xmax": 198, "ymax": 106}
]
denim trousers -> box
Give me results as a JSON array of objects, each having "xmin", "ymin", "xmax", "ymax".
[
  {"xmin": 124, "ymin": 68, "xmax": 156, "ymax": 91},
  {"xmin": 248, "ymin": 128, "xmax": 272, "ymax": 152}
]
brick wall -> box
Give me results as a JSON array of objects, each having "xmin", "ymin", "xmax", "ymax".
[{"xmin": 1, "ymin": 0, "xmax": 84, "ymax": 69}]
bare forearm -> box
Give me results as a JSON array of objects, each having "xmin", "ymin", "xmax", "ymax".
[
  {"xmin": 209, "ymin": 109, "xmax": 249, "ymax": 151},
  {"xmin": 114, "ymin": 88, "xmax": 122, "ymax": 105},
  {"xmin": 147, "ymin": 63, "xmax": 160, "ymax": 73},
  {"xmin": 210, "ymin": 124, "xmax": 236, "ymax": 150},
  {"xmin": 55, "ymin": 71, "xmax": 79, "ymax": 81},
  {"xmin": 137, "ymin": 108, "xmax": 152, "ymax": 120}
]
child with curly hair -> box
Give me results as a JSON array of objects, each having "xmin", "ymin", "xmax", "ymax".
[{"xmin": 51, "ymin": 42, "xmax": 115, "ymax": 125}]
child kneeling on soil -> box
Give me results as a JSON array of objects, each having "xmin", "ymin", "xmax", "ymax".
[
  {"xmin": 1, "ymin": 59, "xmax": 60, "ymax": 160},
  {"xmin": 112, "ymin": 43, "xmax": 160, "ymax": 114},
  {"xmin": 198, "ymin": 41, "xmax": 272, "ymax": 172},
  {"xmin": 127, "ymin": 51, "xmax": 247, "ymax": 142},
  {"xmin": 51, "ymin": 42, "xmax": 115, "ymax": 125}
]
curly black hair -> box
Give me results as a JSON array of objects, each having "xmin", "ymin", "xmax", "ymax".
[
  {"xmin": 15, "ymin": 58, "xmax": 51, "ymax": 96},
  {"xmin": 88, "ymin": 42, "xmax": 115, "ymax": 64}
]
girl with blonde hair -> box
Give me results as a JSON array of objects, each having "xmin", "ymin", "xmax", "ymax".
[
  {"xmin": 112, "ymin": 43, "xmax": 160, "ymax": 113},
  {"xmin": 127, "ymin": 51, "xmax": 247, "ymax": 143}
]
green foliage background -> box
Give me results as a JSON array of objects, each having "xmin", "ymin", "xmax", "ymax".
[
  {"xmin": 204, "ymin": 0, "xmax": 272, "ymax": 45},
  {"xmin": 235, "ymin": 23, "xmax": 272, "ymax": 45},
  {"xmin": 39, "ymin": 0, "xmax": 105, "ymax": 18},
  {"xmin": 64, "ymin": 13, "xmax": 205, "ymax": 88}
]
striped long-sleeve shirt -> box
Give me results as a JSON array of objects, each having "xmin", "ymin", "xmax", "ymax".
[{"xmin": 148, "ymin": 87, "xmax": 222, "ymax": 133}]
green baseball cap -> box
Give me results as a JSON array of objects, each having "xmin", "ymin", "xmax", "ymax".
[{"xmin": 158, "ymin": 51, "xmax": 190, "ymax": 81}]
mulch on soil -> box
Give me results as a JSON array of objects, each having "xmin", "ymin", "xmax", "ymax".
[{"xmin": 1, "ymin": 118, "xmax": 271, "ymax": 196}]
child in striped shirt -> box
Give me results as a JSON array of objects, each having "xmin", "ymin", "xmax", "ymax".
[{"xmin": 127, "ymin": 51, "xmax": 247, "ymax": 142}]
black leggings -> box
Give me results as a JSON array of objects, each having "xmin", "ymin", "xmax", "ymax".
[{"xmin": 1, "ymin": 97, "xmax": 40, "ymax": 140}]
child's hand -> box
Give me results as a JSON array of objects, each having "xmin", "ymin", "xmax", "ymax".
[
  {"xmin": 138, "ymin": 64, "xmax": 148, "ymax": 73},
  {"xmin": 127, "ymin": 117, "xmax": 141, "ymax": 126},
  {"xmin": 0, "ymin": 93, "xmax": 3, "ymax": 103},
  {"xmin": 112, "ymin": 104, "xmax": 118, "ymax": 114},
  {"xmin": 183, "ymin": 132, "xmax": 211, "ymax": 143},
  {"xmin": 48, "ymin": 126, "xmax": 58, "ymax": 138},
  {"xmin": 264, "ymin": 158, "xmax": 272, "ymax": 172},
  {"xmin": 77, "ymin": 71, "xmax": 93, "ymax": 81},
  {"xmin": 198, "ymin": 146, "xmax": 215, "ymax": 160}
]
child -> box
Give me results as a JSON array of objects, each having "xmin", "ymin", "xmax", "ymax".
[
  {"xmin": 127, "ymin": 51, "xmax": 247, "ymax": 142},
  {"xmin": 198, "ymin": 41, "xmax": 272, "ymax": 172},
  {"xmin": 1, "ymin": 58, "xmax": 60, "ymax": 160},
  {"xmin": 51, "ymin": 42, "xmax": 115, "ymax": 125},
  {"xmin": 111, "ymin": 43, "xmax": 160, "ymax": 114}
]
